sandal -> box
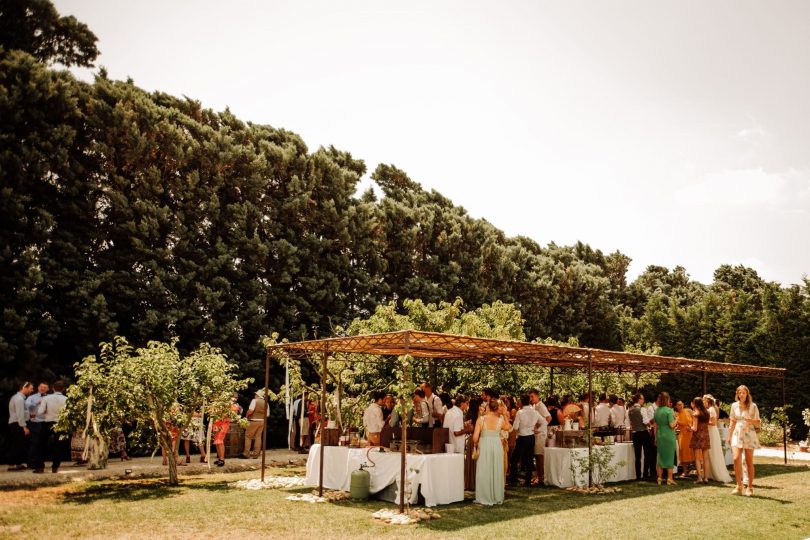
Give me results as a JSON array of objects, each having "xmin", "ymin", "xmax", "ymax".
[
  {"xmin": 666, "ymin": 480, "xmax": 677, "ymax": 486},
  {"xmin": 744, "ymin": 487, "xmax": 753, "ymax": 497},
  {"xmin": 731, "ymin": 485, "xmax": 743, "ymax": 495}
]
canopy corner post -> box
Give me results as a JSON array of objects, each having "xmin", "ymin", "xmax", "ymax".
[
  {"xmin": 318, "ymin": 343, "xmax": 328, "ymax": 497},
  {"xmin": 702, "ymin": 369, "xmax": 707, "ymax": 396},
  {"xmin": 399, "ymin": 332, "xmax": 411, "ymax": 515},
  {"xmin": 587, "ymin": 351, "xmax": 593, "ymax": 488},
  {"xmin": 261, "ymin": 348, "xmax": 271, "ymax": 482},
  {"xmin": 781, "ymin": 374, "xmax": 787, "ymax": 465}
]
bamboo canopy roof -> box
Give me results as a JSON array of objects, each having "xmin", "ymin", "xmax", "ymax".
[{"xmin": 267, "ymin": 330, "xmax": 785, "ymax": 378}]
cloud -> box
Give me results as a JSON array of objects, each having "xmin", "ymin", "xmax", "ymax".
[
  {"xmin": 675, "ymin": 167, "xmax": 810, "ymax": 211},
  {"xmin": 734, "ymin": 115, "xmax": 771, "ymax": 142},
  {"xmin": 735, "ymin": 126, "xmax": 769, "ymax": 140}
]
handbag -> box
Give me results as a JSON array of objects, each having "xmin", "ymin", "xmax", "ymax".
[{"xmin": 472, "ymin": 446, "xmax": 479, "ymax": 460}]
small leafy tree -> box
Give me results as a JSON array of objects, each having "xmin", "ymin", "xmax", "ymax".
[
  {"xmin": 569, "ymin": 445, "xmax": 626, "ymax": 489},
  {"xmin": 58, "ymin": 337, "xmax": 249, "ymax": 484},
  {"xmin": 56, "ymin": 338, "xmax": 133, "ymax": 469}
]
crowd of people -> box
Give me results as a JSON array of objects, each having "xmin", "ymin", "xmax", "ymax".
[
  {"xmin": 361, "ymin": 383, "xmax": 763, "ymax": 504},
  {"xmin": 5, "ymin": 382, "xmax": 273, "ymax": 472},
  {"xmin": 6, "ymin": 381, "xmax": 69, "ymax": 473}
]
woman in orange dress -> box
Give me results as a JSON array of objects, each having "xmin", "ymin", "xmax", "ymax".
[{"xmin": 675, "ymin": 400, "xmax": 694, "ymax": 477}]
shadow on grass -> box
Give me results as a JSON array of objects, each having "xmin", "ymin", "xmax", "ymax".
[
  {"xmin": 61, "ymin": 478, "xmax": 232, "ymax": 505},
  {"xmin": 390, "ymin": 463, "xmax": 809, "ymax": 533},
  {"xmin": 749, "ymin": 463, "xmax": 809, "ymax": 479}
]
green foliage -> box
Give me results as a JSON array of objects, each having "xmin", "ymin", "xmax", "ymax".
[
  {"xmin": 0, "ymin": 0, "xmax": 99, "ymax": 66},
  {"xmin": 756, "ymin": 405, "xmax": 792, "ymax": 446},
  {"xmin": 758, "ymin": 420, "xmax": 789, "ymax": 447},
  {"xmin": 569, "ymin": 445, "xmax": 626, "ymax": 488},
  {"xmin": 3, "ymin": 0, "xmax": 809, "ymax": 449},
  {"xmin": 57, "ymin": 336, "xmax": 249, "ymax": 483}
]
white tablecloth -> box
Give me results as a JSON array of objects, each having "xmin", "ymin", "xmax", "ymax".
[
  {"xmin": 718, "ymin": 426, "xmax": 733, "ymax": 466},
  {"xmin": 544, "ymin": 443, "xmax": 636, "ymax": 488},
  {"xmin": 305, "ymin": 444, "xmax": 464, "ymax": 507}
]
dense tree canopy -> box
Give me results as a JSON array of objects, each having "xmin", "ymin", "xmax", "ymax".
[{"xmin": 2, "ymin": 1, "xmax": 808, "ymax": 441}]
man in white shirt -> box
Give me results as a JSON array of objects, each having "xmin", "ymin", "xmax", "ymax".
[
  {"xmin": 441, "ymin": 394, "xmax": 466, "ymax": 454},
  {"xmin": 7, "ymin": 381, "xmax": 33, "ymax": 471},
  {"xmin": 610, "ymin": 395, "xmax": 628, "ymax": 428},
  {"xmin": 510, "ymin": 394, "xmax": 541, "ymax": 486},
  {"xmin": 363, "ymin": 392, "xmax": 386, "ymax": 446},
  {"xmin": 529, "ymin": 389, "xmax": 552, "ymax": 486},
  {"xmin": 593, "ymin": 394, "xmax": 612, "ymax": 429},
  {"xmin": 34, "ymin": 380, "xmax": 67, "ymax": 473},
  {"xmin": 242, "ymin": 389, "xmax": 270, "ymax": 459},
  {"xmin": 422, "ymin": 383, "xmax": 444, "ymax": 428}
]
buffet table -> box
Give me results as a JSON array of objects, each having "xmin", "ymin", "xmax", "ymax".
[
  {"xmin": 544, "ymin": 443, "xmax": 636, "ymax": 488},
  {"xmin": 305, "ymin": 444, "xmax": 464, "ymax": 507}
]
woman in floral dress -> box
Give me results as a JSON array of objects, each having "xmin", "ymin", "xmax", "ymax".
[{"xmin": 727, "ymin": 385, "xmax": 761, "ymax": 497}]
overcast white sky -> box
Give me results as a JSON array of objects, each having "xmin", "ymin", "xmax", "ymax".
[{"xmin": 55, "ymin": 0, "xmax": 810, "ymax": 286}]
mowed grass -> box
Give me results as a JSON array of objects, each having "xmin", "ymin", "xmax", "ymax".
[{"xmin": 0, "ymin": 458, "xmax": 808, "ymax": 540}]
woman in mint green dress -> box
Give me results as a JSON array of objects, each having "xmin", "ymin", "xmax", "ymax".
[
  {"xmin": 474, "ymin": 397, "xmax": 512, "ymax": 505},
  {"xmin": 653, "ymin": 392, "xmax": 678, "ymax": 486}
]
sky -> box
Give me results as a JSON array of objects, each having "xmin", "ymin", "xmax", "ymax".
[{"xmin": 55, "ymin": 0, "xmax": 810, "ymax": 286}]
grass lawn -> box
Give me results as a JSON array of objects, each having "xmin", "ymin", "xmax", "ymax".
[{"xmin": 1, "ymin": 458, "xmax": 808, "ymax": 539}]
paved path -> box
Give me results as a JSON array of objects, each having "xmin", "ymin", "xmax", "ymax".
[
  {"xmin": 755, "ymin": 446, "xmax": 810, "ymax": 461},
  {"xmin": 0, "ymin": 449, "xmax": 307, "ymax": 487},
  {"xmin": 2, "ymin": 446, "xmax": 806, "ymax": 488}
]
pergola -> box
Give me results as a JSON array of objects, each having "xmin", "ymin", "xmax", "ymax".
[{"xmin": 261, "ymin": 330, "xmax": 786, "ymax": 511}]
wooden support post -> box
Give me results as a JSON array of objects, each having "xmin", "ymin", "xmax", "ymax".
[
  {"xmin": 261, "ymin": 349, "xmax": 271, "ymax": 482},
  {"xmin": 587, "ymin": 352, "xmax": 593, "ymax": 488},
  {"xmin": 318, "ymin": 345, "xmax": 328, "ymax": 497},
  {"xmin": 782, "ymin": 375, "xmax": 787, "ymax": 465},
  {"xmin": 399, "ymin": 331, "xmax": 411, "ymax": 514}
]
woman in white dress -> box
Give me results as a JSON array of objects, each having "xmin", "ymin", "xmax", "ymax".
[
  {"xmin": 727, "ymin": 385, "xmax": 761, "ymax": 497},
  {"xmin": 703, "ymin": 395, "xmax": 731, "ymax": 483}
]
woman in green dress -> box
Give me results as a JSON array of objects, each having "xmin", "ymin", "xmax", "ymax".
[
  {"xmin": 653, "ymin": 392, "xmax": 678, "ymax": 486},
  {"xmin": 473, "ymin": 397, "xmax": 512, "ymax": 505}
]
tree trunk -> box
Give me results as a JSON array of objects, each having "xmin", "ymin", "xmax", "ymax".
[
  {"xmin": 160, "ymin": 431, "xmax": 179, "ymax": 485},
  {"xmin": 85, "ymin": 433, "xmax": 108, "ymax": 470}
]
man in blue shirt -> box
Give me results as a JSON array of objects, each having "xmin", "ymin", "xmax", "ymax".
[{"xmin": 26, "ymin": 382, "xmax": 49, "ymax": 469}]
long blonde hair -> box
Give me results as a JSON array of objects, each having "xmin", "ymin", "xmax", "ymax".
[{"xmin": 735, "ymin": 385, "xmax": 752, "ymax": 410}]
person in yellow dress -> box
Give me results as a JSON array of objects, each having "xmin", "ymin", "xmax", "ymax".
[{"xmin": 674, "ymin": 400, "xmax": 694, "ymax": 477}]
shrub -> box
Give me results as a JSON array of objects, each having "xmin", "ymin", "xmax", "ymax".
[
  {"xmin": 756, "ymin": 405, "xmax": 793, "ymax": 447},
  {"xmin": 758, "ymin": 421, "xmax": 787, "ymax": 446}
]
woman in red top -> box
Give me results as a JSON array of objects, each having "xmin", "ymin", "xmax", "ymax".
[
  {"xmin": 213, "ymin": 394, "xmax": 242, "ymax": 467},
  {"xmin": 305, "ymin": 399, "xmax": 320, "ymax": 449}
]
